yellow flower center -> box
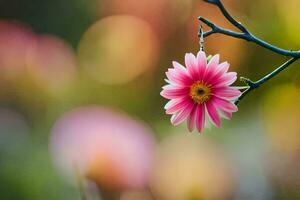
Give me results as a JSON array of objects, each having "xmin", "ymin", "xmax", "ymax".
[{"xmin": 189, "ymin": 81, "xmax": 212, "ymax": 104}]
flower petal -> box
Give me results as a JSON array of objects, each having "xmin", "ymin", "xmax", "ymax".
[
  {"xmin": 207, "ymin": 54, "xmax": 220, "ymax": 68},
  {"xmin": 187, "ymin": 104, "xmax": 197, "ymax": 132},
  {"xmin": 213, "ymin": 87, "xmax": 242, "ymax": 100},
  {"xmin": 206, "ymin": 62, "xmax": 230, "ymax": 84},
  {"xmin": 166, "ymin": 68, "xmax": 193, "ymax": 86},
  {"xmin": 202, "ymin": 54, "xmax": 220, "ymax": 82},
  {"xmin": 212, "ymin": 96, "xmax": 238, "ymax": 112},
  {"xmin": 165, "ymin": 97, "xmax": 191, "ymax": 114},
  {"xmin": 213, "ymin": 72, "xmax": 237, "ymax": 87},
  {"xmin": 172, "ymin": 61, "xmax": 187, "ymax": 72},
  {"xmin": 160, "ymin": 85, "xmax": 189, "ymax": 99},
  {"xmin": 195, "ymin": 104, "xmax": 205, "ymax": 132},
  {"xmin": 197, "ymin": 51, "xmax": 207, "ymax": 79},
  {"xmin": 170, "ymin": 104, "xmax": 194, "ymax": 125},
  {"xmin": 185, "ymin": 53, "xmax": 199, "ymax": 80},
  {"xmin": 206, "ymin": 101, "xmax": 221, "ymax": 128},
  {"xmin": 219, "ymin": 110, "xmax": 232, "ymax": 120}
]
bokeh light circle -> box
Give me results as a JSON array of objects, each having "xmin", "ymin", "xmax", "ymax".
[
  {"xmin": 26, "ymin": 35, "xmax": 77, "ymax": 93},
  {"xmin": 150, "ymin": 133, "xmax": 235, "ymax": 200},
  {"xmin": 263, "ymin": 84, "xmax": 300, "ymax": 153},
  {"xmin": 50, "ymin": 106, "xmax": 155, "ymax": 190},
  {"xmin": 0, "ymin": 21, "xmax": 35, "ymax": 78},
  {"xmin": 277, "ymin": 0, "xmax": 300, "ymax": 46},
  {"xmin": 78, "ymin": 15, "xmax": 159, "ymax": 85},
  {"xmin": 99, "ymin": 0, "xmax": 193, "ymax": 39},
  {"xmin": 263, "ymin": 84, "xmax": 300, "ymax": 189}
]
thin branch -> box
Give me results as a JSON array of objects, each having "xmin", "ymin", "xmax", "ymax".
[
  {"xmin": 198, "ymin": 16, "xmax": 300, "ymax": 57},
  {"xmin": 198, "ymin": 0, "xmax": 300, "ymax": 104},
  {"xmin": 199, "ymin": 17, "xmax": 247, "ymax": 40},
  {"xmin": 235, "ymin": 57, "xmax": 299, "ymax": 104},
  {"xmin": 204, "ymin": 0, "xmax": 249, "ymax": 33}
]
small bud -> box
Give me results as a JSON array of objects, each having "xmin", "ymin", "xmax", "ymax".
[
  {"xmin": 240, "ymin": 77, "xmax": 250, "ymax": 84},
  {"xmin": 206, "ymin": 55, "xmax": 213, "ymax": 62}
]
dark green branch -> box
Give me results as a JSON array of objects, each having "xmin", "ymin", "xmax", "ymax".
[
  {"xmin": 204, "ymin": 0, "xmax": 249, "ymax": 34},
  {"xmin": 235, "ymin": 57, "xmax": 299, "ymax": 104},
  {"xmin": 198, "ymin": 0, "xmax": 300, "ymax": 104},
  {"xmin": 198, "ymin": 16, "xmax": 300, "ymax": 57}
]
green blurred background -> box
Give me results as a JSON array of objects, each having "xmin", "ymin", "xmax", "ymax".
[{"xmin": 0, "ymin": 0, "xmax": 300, "ymax": 199}]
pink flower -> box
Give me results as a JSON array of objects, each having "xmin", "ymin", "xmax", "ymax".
[
  {"xmin": 50, "ymin": 106, "xmax": 155, "ymax": 190},
  {"xmin": 160, "ymin": 51, "xmax": 241, "ymax": 132}
]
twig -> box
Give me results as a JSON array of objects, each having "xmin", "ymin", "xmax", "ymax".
[
  {"xmin": 235, "ymin": 57, "xmax": 298, "ymax": 104},
  {"xmin": 199, "ymin": 16, "xmax": 300, "ymax": 57},
  {"xmin": 198, "ymin": 0, "xmax": 300, "ymax": 104},
  {"xmin": 203, "ymin": 0, "xmax": 249, "ymax": 33}
]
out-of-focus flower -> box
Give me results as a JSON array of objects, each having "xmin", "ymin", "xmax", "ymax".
[
  {"xmin": 26, "ymin": 34, "xmax": 77, "ymax": 94},
  {"xmin": 0, "ymin": 20, "xmax": 34, "ymax": 79},
  {"xmin": 78, "ymin": 15, "xmax": 159, "ymax": 85},
  {"xmin": 99, "ymin": 0, "xmax": 193, "ymax": 39},
  {"xmin": 50, "ymin": 106, "xmax": 155, "ymax": 191},
  {"xmin": 151, "ymin": 133, "xmax": 236, "ymax": 200},
  {"xmin": 160, "ymin": 51, "xmax": 241, "ymax": 132},
  {"xmin": 0, "ymin": 20, "xmax": 77, "ymax": 95}
]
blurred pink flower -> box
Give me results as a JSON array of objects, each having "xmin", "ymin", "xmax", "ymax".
[
  {"xmin": 161, "ymin": 51, "xmax": 241, "ymax": 132},
  {"xmin": 0, "ymin": 20, "xmax": 35, "ymax": 78},
  {"xmin": 26, "ymin": 34, "xmax": 77, "ymax": 93},
  {"xmin": 50, "ymin": 106, "xmax": 155, "ymax": 190}
]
